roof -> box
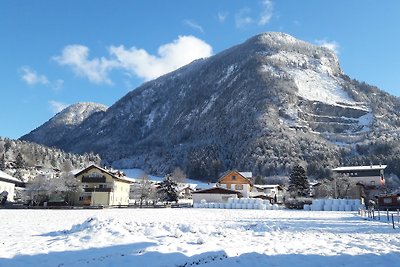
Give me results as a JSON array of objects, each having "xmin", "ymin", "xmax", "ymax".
[
  {"xmin": 74, "ymin": 165, "xmax": 133, "ymax": 183},
  {"xmin": 0, "ymin": 170, "xmax": 21, "ymax": 184},
  {"xmin": 218, "ymin": 170, "xmax": 253, "ymax": 185},
  {"xmin": 238, "ymin": 172, "xmax": 252, "ymax": 178},
  {"xmin": 332, "ymin": 165, "xmax": 387, "ymax": 172},
  {"xmin": 255, "ymin": 184, "xmax": 284, "ymax": 190},
  {"xmin": 192, "ymin": 186, "xmax": 243, "ymax": 196}
]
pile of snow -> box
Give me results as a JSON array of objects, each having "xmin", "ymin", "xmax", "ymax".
[
  {"xmin": 1, "ymin": 209, "xmax": 399, "ymax": 267},
  {"xmin": 193, "ymin": 197, "xmax": 283, "ymax": 210},
  {"xmin": 304, "ymin": 199, "xmax": 365, "ymax": 211}
]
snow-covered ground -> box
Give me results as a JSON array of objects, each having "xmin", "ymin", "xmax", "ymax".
[{"xmin": 1, "ymin": 209, "xmax": 399, "ymax": 267}]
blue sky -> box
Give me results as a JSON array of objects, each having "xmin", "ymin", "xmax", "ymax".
[{"xmin": 1, "ymin": 0, "xmax": 399, "ymax": 139}]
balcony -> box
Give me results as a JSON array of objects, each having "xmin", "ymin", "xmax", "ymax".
[
  {"xmin": 82, "ymin": 175, "xmax": 106, "ymax": 183},
  {"xmin": 84, "ymin": 187, "xmax": 112, "ymax": 193}
]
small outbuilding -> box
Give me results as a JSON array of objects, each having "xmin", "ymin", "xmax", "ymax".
[{"xmin": 192, "ymin": 186, "xmax": 243, "ymax": 204}]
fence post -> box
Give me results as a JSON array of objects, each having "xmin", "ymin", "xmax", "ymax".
[
  {"xmin": 372, "ymin": 210, "xmax": 375, "ymax": 220},
  {"xmin": 392, "ymin": 214, "xmax": 395, "ymax": 229},
  {"xmin": 387, "ymin": 209, "xmax": 390, "ymax": 222},
  {"xmin": 397, "ymin": 209, "xmax": 399, "ymax": 224},
  {"xmin": 377, "ymin": 209, "xmax": 380, "ymax": 220}
]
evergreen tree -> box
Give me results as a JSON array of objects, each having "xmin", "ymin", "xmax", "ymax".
[
  {"xmin": 15, "ymin": 152, "xmax": 25, "ymax": 169},
  {"xmin": 0, "ymin": 154, "xmax": 5, "ymax": 171},
  {"xmin": 157, "ymin": 175, "xmax": 179, "ymax": 203},
  {"xmin": 288, "ymin": 165, "xmax": 310, "ymax": 197}
]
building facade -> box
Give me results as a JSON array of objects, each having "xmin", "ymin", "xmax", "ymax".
[
  {"xmin": 74, "ymin": 165, "xmax": 132, "ymax": 206},
  {"xmin": 217, "ymin": 170, "xmax": 252, "ymax": 198},
  {"xmin": 0, "ymin": 170, "xmax": 20, "ymax": 202}
]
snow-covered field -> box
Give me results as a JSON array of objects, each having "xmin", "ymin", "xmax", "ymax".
[{"xmin": 1, "ymin": 209, "xmax": 399, "ymax": 267}]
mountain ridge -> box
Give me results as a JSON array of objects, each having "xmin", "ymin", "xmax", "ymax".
[{"xmin": 21, "ymin": 32, "xmax": 400, "ymax": 181}]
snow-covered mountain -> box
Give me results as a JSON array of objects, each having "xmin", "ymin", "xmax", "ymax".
[
  {"xmin": 21, "ymin": 102, "xmax": 108, "ymax": 147},
  {"xmin": 21, "ymin": 32, "xmax": 400, "ymax": 180}
]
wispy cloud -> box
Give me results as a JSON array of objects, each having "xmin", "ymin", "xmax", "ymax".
[
  {"xmin": 235, "ymin": 8, "xmax": 254, "ymax": 28},
  {"xmin": 315, "ymin": 39, "xmax": 340, "ymax": 54},
  {"xmin": 258, "ymin": 0, "xmax": 274, "ymax": 25},
  {"xmin": 20, "ymin": 66, "xmax": 49, "ymax": 86},
  {"xmin": 54, "ymin": 35, "xmax": 213, "ymax": 83},
  {"xmin": 184, "ymin": 19, "xmax": 204, "ymax": 33},
  {"xmin": 48, "ymin": 100, "xmax": 68, "ymax": 114},
  {"xmin": 217, "ymin": 12, "xmax": 228, "ymax": 23},
  {"xmin": 53, "ymin": 45, "xmax": 116, "ymax": 85},
  {"xmin": 235, "ymin": 0, "xmax": 274, "ymax": 28}
]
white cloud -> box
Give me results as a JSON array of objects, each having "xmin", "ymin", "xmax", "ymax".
[
  {"xmin": 259, "ymin": 0, "xmax": 274, "ymax": 25},
  {"xmin": 109, "ymin": 35, "xmax": 212, "ymax": 81},
  {"xmin": 235, "ymin": 8, "xmax": 254, "ymax": 28},
  {"xmin": 315, "ymin": 39, "xmax": 340, "ymax": 54},
  {"xmin": 48, "ymin": 100, "xmax": 68, "ymax": 114},
  {"xmin": 218, "ymin": 12, "xmax": 228, "ymax": 23},
  {"xmin": 54, "ymin": 36, "xmax": 213, "ymax": 84},
  {"xmin": 20, "ymin": 66, "xmax": 49, "ymax": 86},
  {"xmin": 53, "ymin": 45, "xmax": 116, "ymax": 84},
  {"xmin": 184, "ymin": 19, "xmax": 204, "ymax": 33}
]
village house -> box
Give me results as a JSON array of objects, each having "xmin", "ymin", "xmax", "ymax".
[
  {"xmin": 217, "ymin": 170, "xmax": 253, "ymax": 198},
  {"xmin": 253, "ymin": 184, "xmax": 286, "ymax": 203},
  {"xmin": 0, "ymin": 170, "xmax": 21, "ymax": 202},
  {"xmin": 74, "ymin": 165, "xmax": 133, "ymax": 206},
  {"xmin": 332, "ymin": 165, "xmax": 387, "ymax": 203},
  {"xmin": 332, "ymin": 165, "xmax": 387, "ymax": 187},
  {"xmin": 177, "ymin": 183, "xmax": 197, "ymax": 199}
]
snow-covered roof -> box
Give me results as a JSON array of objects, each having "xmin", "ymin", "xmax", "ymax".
[
  {"xmin": 255, "ymin": 184, "xmax": 284, "ymax": 190},
  {"xmin": 177, "ymin": 183, "xmax": 197, "ymax": 191},
  {"xmin": 239, "ymin": 172, "xmax": 252, "ymax": 178},
  {"xmin": 0, "ymin": 170, "xmax": 21, "ymax": 184},
  {"xmin": 332, "ymin": 165, "xmax": 387, "ymax": 172}
]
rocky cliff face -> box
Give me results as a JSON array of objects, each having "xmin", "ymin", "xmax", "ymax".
[{"xmin": 21, "ymin": 32, "xmax": 400, "ymax": 180}]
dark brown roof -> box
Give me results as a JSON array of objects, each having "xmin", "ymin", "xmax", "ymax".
[{"xmin": 192, "ymin": 187, "xmax": 243, "ymax": 196}]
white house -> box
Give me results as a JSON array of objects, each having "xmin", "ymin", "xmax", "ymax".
[
  {"xmin": 0, "ymin": 170, "xmax": 20, "ymax": 202},
  {"xmin": 332, "ymin": 165, "xmax": 387, "ymax": 187}
]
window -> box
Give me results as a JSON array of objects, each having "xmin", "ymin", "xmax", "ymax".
[
  {"xmin": 99, "ymin": 184, "xmax": 106, "ymax": 188},
  {"xmin": 370, "ymin": 181, "xmax": 375, "ymax": 185},
  {"xmin": 79, "ymin": 196, "xmax": 84, "ymax": 201},
  {"xmin": 226, "ymin": 184, "xmax": 231, "ymax": 189},
  {"xmin": 383, "ymin": 198, "xmax": 392, "ymax": 204},
  {"xmin": 235, "ymin": 184, "xmax": 243, "ymax": 190},
  {"xmin": 231, "ymin": 175, "xmax": 236, "ymax": 180},
  {"xmin": 397, "ymin": 197, "xmax": 400, "ymax": 203}
]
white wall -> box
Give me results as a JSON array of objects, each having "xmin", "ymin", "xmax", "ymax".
[
  {"xmin": 0, "ymin": 180, "xmax": 15, "ymax": 202},
  {"xmin": 192, "ymin": 193, "xmax": 237, "ymax": 204}
]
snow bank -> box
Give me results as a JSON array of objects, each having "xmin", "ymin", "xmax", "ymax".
[{"xmin": 1, "ymin": 209, "xmax": 399, "ymax": 267}]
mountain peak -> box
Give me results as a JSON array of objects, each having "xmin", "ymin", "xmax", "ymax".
[{"xmin": 55, "ymin": 102, "xmax": 108, "ymax": 126}]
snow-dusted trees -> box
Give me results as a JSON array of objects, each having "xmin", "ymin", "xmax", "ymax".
[
  {"xmin": 0, "ymin": 154, "xmax": 5, "ymax": 171},
  {"xmin": 130, "ymin": 173, "xmax": 156, "ymax": 206},
  {"xmin": 23, "ymin": 171, "xmax": 82, "ymax": 206},
  {"xmin": 288, "ymin": 165, "xmax": 310, "ymax": 197},
  {"xmin": 314, "ymin": 174, "xmax": 358, "ymax": 199},
  {"xmin": 171, "ymin": 167, "xmax": 186, "ymax": 183},
  {"xmin": 157, "ymin": 175, "xmax": 179, "ymax": 204}
]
